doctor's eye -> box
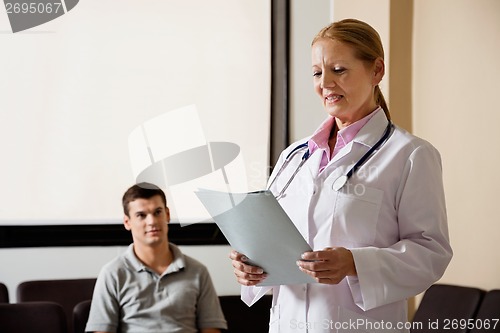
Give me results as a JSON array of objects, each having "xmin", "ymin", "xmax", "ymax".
[
  {"xmin": 312, "ymin": 71, "xmax": 322, "ymax": 78},
  {"xmin": 333, "ymin": 67, "xmax": 346, "ymax": 74}
]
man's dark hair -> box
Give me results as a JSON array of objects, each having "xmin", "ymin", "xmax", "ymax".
[{"xmin": 122, "ymin": 182, "xmax": 167, "ymax": 216}]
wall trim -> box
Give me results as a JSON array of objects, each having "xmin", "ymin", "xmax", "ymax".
[{"xmin": 0, "ymin": 223, "xmax": 227, "ymax": 248}]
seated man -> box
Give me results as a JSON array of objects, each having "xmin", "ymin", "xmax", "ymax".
[{"xmin": 86, "ymin": 183, "xmax": 227, "ymax": 333}]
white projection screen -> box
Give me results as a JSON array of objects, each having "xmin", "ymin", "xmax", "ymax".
[{"xmin": 0, "ymin": 0, "xmax": 271, "ymax": 225}]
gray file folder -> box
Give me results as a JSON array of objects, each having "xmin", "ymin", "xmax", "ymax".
[{"xmin": 195, "ymin": 189, "xmax": 316, "ymax": 286}]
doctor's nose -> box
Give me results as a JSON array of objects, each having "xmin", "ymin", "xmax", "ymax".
[{"xmin": 320, "ymin": 71, "xmax": 336, "ymax": 89}]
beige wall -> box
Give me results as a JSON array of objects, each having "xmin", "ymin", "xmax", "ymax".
[{"xmin": 413, "ymin": 0, "xmax": 500, "ymax": 291}]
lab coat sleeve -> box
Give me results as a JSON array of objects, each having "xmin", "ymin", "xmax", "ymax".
[{"xmin": 346, "ymin": 143, "xmax": 453, "ymax": 311}]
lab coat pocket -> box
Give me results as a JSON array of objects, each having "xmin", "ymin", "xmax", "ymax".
[
  {"xmin": 333, "ymin": 185, "xmax": 383, "ymax": 245},
  {"xmin": 269, "ymin": 304, "xmax": 280, "ymax": 333}
]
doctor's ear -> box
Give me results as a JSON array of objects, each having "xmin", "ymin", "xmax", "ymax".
[{"xmin": 372, "ymin": 58, "xmax": 385, "ymax": 85}]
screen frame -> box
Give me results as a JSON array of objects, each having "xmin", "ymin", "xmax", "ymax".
[{"xmin": 0, "ymin": 0, "xmax": 289, "ymax": 248}]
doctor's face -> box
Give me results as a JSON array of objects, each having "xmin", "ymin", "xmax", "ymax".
[{"xmin": 312, "ymin": 38, "xmax": 383, "ymax": 128}]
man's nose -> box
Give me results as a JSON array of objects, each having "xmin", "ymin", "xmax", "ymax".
[{"xmin": 145, "ymin": 214, "xmax": 155, "ymax": 225}]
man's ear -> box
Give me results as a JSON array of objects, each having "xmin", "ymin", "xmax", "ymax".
[
  {"xmin": 165, "ymin": 207, "xmax": 170, "ymax": 224},
  {"xmin": 123, "ymin": 215, "xmax": 132, "ymax": 231},
  {"xmin": 372, "ymin": 57, "xmax": 385, "ymax": 85}
]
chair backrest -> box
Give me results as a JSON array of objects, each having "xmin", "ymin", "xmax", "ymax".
[
  {"xmin": 0, "ymin": 282, "xmax": 9, "ymax": 303},
  {"xmin": 17, "ymin": 278, "xmax": 96, "ymax": 333},
  {"xmin": 73, "ymin": 299, "xmax": 92, "ymax": 333},
  {"xmin": 0, "ymin": 301, "xmax": 66, "ymax": 333},
  {"xmin": 469, "ymin": 289, "xmax": 500, "ymax": 333},
  {"xmin": 411, "ymin": 284, "xmax": 485, "ymax": 333},
  {"xmin": 218, "ymin": 295, "xmax": 272, "ymax": 333}
]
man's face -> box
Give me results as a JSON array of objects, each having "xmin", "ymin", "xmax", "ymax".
[{"xmin": 123, "ymin": 195, "xmax": 170, "ymax": 248}]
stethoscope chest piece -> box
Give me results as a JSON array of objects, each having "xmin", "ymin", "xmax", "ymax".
[{"xmin": 332, "ymin": 175, "xmax": 348, "ymax": 192}]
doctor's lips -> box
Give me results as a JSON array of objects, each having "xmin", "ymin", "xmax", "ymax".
[{"xmin": 324, "ymin": 93, "xmax": 344, "ymax": 103}]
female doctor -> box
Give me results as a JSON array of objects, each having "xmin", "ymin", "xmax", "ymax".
[{"xmin": 230, "ymin": 19, "xmax": 453, "ymax": 333}]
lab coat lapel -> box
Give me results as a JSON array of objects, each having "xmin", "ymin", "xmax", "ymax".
[
  {"xmin": 322, "ymin": 110, "xmax": 389, "ymax": 180},
  {"xmin": 351, "ymin": 110, "xmax": 389, "ymax": 148},
  {"xmin": 330, "ymin": 141, "xmax": 354, "ymax": 165},
  {"xmin": 303, "ymin": 147, "xmax": 323, "ymax": 180}
]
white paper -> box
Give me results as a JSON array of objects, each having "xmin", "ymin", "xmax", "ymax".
[{"xmin": 195, "ymin": 189, "xmax": 316, "ymax": 286}]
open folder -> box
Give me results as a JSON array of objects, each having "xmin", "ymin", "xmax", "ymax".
[{"xmin": 195, "ymin": 189, "xmax": 316, "ymax": 286}]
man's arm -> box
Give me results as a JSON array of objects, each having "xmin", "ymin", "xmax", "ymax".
[{"xmin": 85, "ymin": 264, "xmax": 120, "ymax": 333}]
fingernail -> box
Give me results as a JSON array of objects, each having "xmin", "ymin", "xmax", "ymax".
[
  {"xmin": 257, "ymin": 268, "xmax": 263, "ymax": 274},
  {"xmin": 241, "ymin": 256, "xmax": 248, "ymax": 262}
]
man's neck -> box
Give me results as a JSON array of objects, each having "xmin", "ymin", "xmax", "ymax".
[{"xmin": 134, "ymin": 241, "xmax": 173, "ymax": 275}]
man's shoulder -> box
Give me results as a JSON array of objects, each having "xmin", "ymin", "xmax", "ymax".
[
  {"xmin": 98, "ymin": 249, "xmax": 134, "ymax": 279},
  {"xmin": 183, "ymin": 254, "xmax": 208, "ymax": 271}
]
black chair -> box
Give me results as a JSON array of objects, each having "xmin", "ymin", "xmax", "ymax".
[
  {"xmin": 0, "ymin": 301, "xmax": 66, "ymax": 333},
  {"xmin": 0, "ymin": 282, "xmax": 9, "ymax": 303},
  {"xmin": 73, "ymin": 299, "xmax": 92, "ymax": 333},
  {"xmin": 470, "ymin": 290, "xmax": 500, "ymax": 333},
  {"xmin": 219, "ymin": 294, "xmax": 272, "ymax": 333},
  {"xmin": 17, "ymin": 278, "xmax": 96, "ymax": 333},
  {"xmin": 411, "ymin": 284, "xmax": 485, "ymax": 333}
]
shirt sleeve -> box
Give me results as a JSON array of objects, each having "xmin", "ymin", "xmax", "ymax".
[
  {"xmin": 196, "ymin": 267, "xmax": 228, "ymax": 330},
  {"xmin": 347, "ymin": 144, "xmax": 453, "ymax": 311},
  {"xmin": 85, "ymin": 264, "xmax": 120, "ymax": 333}
]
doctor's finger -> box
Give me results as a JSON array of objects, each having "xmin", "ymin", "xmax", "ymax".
[
  {"xmin": 232, "ymin": 260, "xmax": 264, "ymax": 275},
  {"xmin": 297, "ymin": 266, "xmax": 344, "ymax": 284},
  {"xmin": 297, "ymin": 259, "xmax": 335, "ymax": 272},
  {"xmin": 233, "ymin": 268, "xmax": 267, "ymax": 286},
  {"xmin": 301, "ymin": 248, "xmax": 337, "ymax": 261},
  {"xmin": 229, "ymin": 250, "xmax": 248, "ymax": 262}
]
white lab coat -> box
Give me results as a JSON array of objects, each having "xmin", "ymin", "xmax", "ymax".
[{"xmin": 242, "ymin": 110, "xmax": 452, "ymax": 333}]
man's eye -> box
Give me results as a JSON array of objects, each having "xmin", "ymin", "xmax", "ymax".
[
  {"xmin": 312, "ymin": 71, "xmax": 322, "ymax": 77},
  {"xmin": 333, "ymin": 67, "xmax": 346, "ymax": 74}
]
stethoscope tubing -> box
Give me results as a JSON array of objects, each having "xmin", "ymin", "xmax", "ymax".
[{"xmin": 268, "ymin": 121, "xmax": 393, "ymax": 199}]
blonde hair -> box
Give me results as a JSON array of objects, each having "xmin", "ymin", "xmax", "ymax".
[{"xmin": 312, "ymin": 19, "xmax": 390, "ymax": 120}]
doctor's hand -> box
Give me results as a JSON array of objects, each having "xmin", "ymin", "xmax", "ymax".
[
  {"xmin": 229, "ymin": 250, "xmax": 267, "ymax": 286},
  {"xmin": 297, "ymin": 247, "xmax": 357, "ymax": 285}
]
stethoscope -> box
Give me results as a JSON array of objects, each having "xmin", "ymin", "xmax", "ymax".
[{"xmin": 268, "ymin": 121, "xmax": 394, "ymax": 200}]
